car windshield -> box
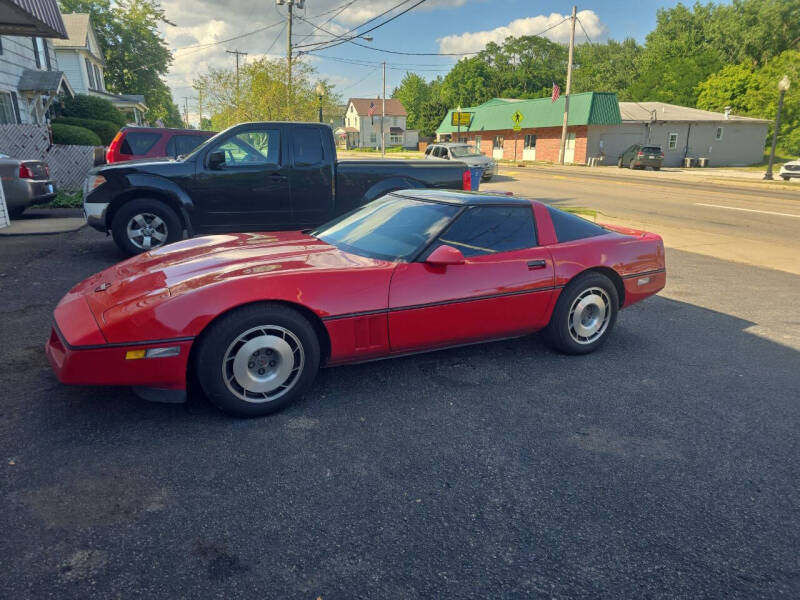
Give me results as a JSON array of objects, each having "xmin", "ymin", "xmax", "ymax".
[
  {"xmin": 449, "ymin": 145, "xmax": 483, "ymax": 158},
  {"xmin": 311, "ymin": 195, "xmax": 459, "ymax": 262}
]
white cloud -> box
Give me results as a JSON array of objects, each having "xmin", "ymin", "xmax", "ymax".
[{"xmin": 437, "ymin": 10, "xmax": 607, "ymax": 55}]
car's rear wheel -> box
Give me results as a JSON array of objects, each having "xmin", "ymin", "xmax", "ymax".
[
  {"xmin": 629, "ymin": 159, "xmax": 636, "ymax": 170},
  {"xmin": 111, "ymin": 198, "xmax": 182, "ymax": 256},
  {"xmin": 195, "ymin": 303, "xmax": 320, "ymax": 417},
  {"xmin": 543, "ymin": 271, "xmax": 619, "ymax": 355},
  {"xmin": 617, "ymin": 158, "xmax": 624, "ymax": 168},
  {"xmin": 653, "ymin": 166, "xmax": 661, "ymax": 171}
]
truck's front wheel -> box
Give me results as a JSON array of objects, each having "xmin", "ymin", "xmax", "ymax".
[{"xmin": 111, "ymin": 199, "xmax": 182, "ymax": 256}]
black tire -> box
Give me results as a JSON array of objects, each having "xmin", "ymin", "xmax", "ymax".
[
  {"xmin": 617, "ymin": 158, "xmax": 624, "ymax": 168},
  {"xmin": 629, "ymin": 160, "xmax": 636, "ymax": 170},
  {"xmin": 482, "ymin": 175, "xmax": 493, "ymax": 181},
  {"xmin": 543, "ymin": 271, "xmax": 619, "ymax": 355},
  {"xmin": 782, "ymin": 175, "xmax": 790, "ymax": 181},
  {"xmin": 195, "ymin": 303, "xmax": 320, "ymax": 417},
  {"xmin": 111, "ymin": 198, "xmax": 182, "ymax": 256},
  {"xmin": 7, "ymin": 205, "xmax": 26, "ymax": 219},
  {"xmin": 653, "ymin": 166, "xmax": 661, "ymax": 171}
]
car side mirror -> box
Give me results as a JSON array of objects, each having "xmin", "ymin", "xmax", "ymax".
[
  {"xmin": 425, "ymin": 244, "xmax": 465, "ymax": 266},
  {"xmin": 208, "ymin": 150, "xmax": 226, "ymax": 170}
]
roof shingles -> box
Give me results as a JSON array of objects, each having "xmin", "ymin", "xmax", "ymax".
[{"xmin": 348, "ymin": 98, "xmax": 407, "ymax": 117}]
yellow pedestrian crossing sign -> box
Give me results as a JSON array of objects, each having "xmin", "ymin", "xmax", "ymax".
[{"xmin": 511, "ymin": 110, "xmax": 524, "ymax": 131}]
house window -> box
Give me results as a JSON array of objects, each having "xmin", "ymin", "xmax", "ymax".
[
  {"xmin": 0, "ymin": 36, "xmax": 4, "ymax": 55},
  {"xmin": 85, "ymin": 58, "xmax": 95, "ymax": 89},
  {"xmin": 370, "ymin": 133, "xmax": 376, "ymax": 145},
  {"xmin": 524, "ymin": 134, "xmax": 536, "ymax": 148},
  {"xmin": 715, "ymin": 126, "xmax": 723, "ymax": 141},
  {"xmin": 474, "ymin": 135, "xmax": 481, "ymax": 148},
  {"xmin": 0, "ymin": 91, "xmax": 17, "ymax": 124},
  {"xmin": 390, "ymin": 135, "xmax": 403, "ymax": 144},
  {"xmin": 32, "ymin": 37, "xmax": 41, "ymax": 68},
  {"xmin": 493, "ymin": 136, "xmax": 504, "ymax": 149},
  {"xmin": 94, "ymin": 65, "xmax": 103, "ymax": 90},
  {"xmin": 668, "ymin": 133, "xmax": 678, "ymax": 151}
]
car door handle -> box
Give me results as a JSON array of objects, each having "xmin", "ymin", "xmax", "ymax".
[{"xmin": 527, "ymin": 259, "xmax": 547, "ymax": 269}]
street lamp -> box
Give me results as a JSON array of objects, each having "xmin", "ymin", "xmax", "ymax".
[
  {"xmin": 764, "ymin": 75, "xmax": 790, "ymax": 180},
  {"xmin": 315, "ymin": 82, "xmax": 325, "ymax": 124}
]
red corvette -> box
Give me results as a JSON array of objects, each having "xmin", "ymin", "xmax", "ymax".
[{"xmin": 47, "ymin": 190, "xmax": 665, "ymax": 417}]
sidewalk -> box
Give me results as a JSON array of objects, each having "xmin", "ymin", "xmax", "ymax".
[{"xmin": 0, "ymin": 208, "xmax": 85, "ymax": 236}]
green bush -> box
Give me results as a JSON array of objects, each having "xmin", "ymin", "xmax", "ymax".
[
  {"xmin": 60, "ymin": 94, "xmax": 127, "ymax": 128},
  {"xmin": 52, "ymin": 117, "xmax": 120, "ymax": 145},
  {"xmin": 51, "ymin": 123, "xmax": 102, "ymax": 146}
]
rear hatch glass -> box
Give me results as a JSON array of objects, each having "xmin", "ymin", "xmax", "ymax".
[
  {"xmin": 642, "ymin": 146, "xmax": 661, "ymax": 154},
  {"xmin": 121, "ymin": 132, "xmax": 162, "ymax": 155}
]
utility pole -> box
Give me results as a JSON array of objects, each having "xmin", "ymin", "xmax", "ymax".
[
  {"xmin": 381, "ymin": 61, "xmax": 386, "ymax": 157},
  {"xmin": 197, "ymin": 89, "xmax": 203, "ymax": 129},
  {"xmin": 183, "ymin": 96, "xmax": 190, "ymax": 128},
  {"xmin": 287, "ymin": 1, "xmax": 293, "ymax": 118},
  {"xmin": 226, "ymin": 49, "xmax": 247, "ymax": 103},
  {"xmin": 558, "ymin": 5, "xmax": 577, "ymax": 165}
]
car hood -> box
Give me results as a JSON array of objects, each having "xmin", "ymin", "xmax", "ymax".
[{"xmin": 69, "ymin": 231, "xmax": 385, "ymax": 317}]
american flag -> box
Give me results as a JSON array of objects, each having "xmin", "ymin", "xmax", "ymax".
[
  {"xmin": 551, "ymin": 82, "xmax": 560, "ymax": 103},
  {"xmin": 368, "ymin": 101, "xmax": 375, "ymax": 124}
]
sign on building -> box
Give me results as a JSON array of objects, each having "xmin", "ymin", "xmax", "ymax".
[{"xmin": 451, "ymin": 111, "xmax": 472, "ymax": 127}]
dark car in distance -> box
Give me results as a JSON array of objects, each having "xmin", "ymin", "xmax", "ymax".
[
  {"xmin": 618, "ymin": 144, "xmax": 664, "ymax": 170},
  {"xmin": 85, "ymin": 122, "xmax": 473, "ymax": 255},
  {"xmin": 106, "ymin": 127, "xmax": 215, "ymax": 164}
]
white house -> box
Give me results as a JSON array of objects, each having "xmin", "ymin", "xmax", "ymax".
[
  {"xmin": 53, "ymin": 13, "xmax": 146, "ymax": 125},
  {"xmin": 335, "ymin": 97, "xmax": 418, "ymax": 149},
  {"xmin": 0, "ymin": 33, "xmax": 73, "ymax": 125}
]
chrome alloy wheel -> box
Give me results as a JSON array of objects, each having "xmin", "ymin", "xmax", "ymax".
[
  {"xmin": 568, "ymin": 287, "xmax": 611, "ymax": 345},
  {"xmin": 126, "ymin": 212, "xmax": 168, "ymax": 250},
  {"xmin": 222, "ymin": 325, "xmax": 305, "ymax": 403}
]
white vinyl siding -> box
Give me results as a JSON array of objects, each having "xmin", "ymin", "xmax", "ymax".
[{"xmin": 0, "ymin": 35, "xmax": 57, "ymax": 124}]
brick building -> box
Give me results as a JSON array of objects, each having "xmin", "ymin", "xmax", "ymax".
[
  {"xmin": 435, "ymin": 93, "xmax": 619, "ymax": 164},
  {"xmin": 436, "ymin": 93, "xmax": 769, "ymax": 167}
]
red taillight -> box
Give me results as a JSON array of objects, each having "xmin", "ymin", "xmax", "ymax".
[
  {"xmin": 660, "ymin": 153, "xmax": 664, "ymax": 159},
  {"xmin": 18, "ymin": 164, "xmax": 34, "ymax": 179},
  {"xmin": 106, "ymin": 131, "xmax": 123, "ymax": 163},
  {"xmin": 636, "ymin": 152, "xmax": 644, "ymax": 157},
  {"xmin": 462, "ymin": 169, "xmax": 471, "ymax": 191}
]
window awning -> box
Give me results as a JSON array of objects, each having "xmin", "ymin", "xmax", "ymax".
[
  {"xmin": 18, "ymin": 68, "xmax": 73, "ymax": 96},
  {"xmin": 389, "ymin": 127, "xmax": 404, "ymax": 135},
  {"xmin": 0, "ymin": 0, "xmax": 68, "ymax": 38}
]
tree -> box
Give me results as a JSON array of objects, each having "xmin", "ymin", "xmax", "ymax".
[
  {"xmin": 392, "ymin": 72, "xmax": 431, "ymax": 133},
  {"xmin": 697, "ymin": 50, "xmax": 800, "ymax": 153},
  {"xmin": 58, "ymin": 0, "xmax": 182, "ymax": 127},
  {"xmin": 193, "ymin": 57, "xmax": 342, "ymax": 129},
  {"xmin": 573, "ymin": 38, "xmax": 642, "ymax": 99}
]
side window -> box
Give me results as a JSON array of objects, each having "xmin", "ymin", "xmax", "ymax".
[
  {"xmin": 668, "ymin": 133, "xmax": 678, "ymax": 151},
  {"xmin": 214, "ymin": 129, "xmax": 280, "ymax": 166},
  {"xmin": 85, "ymin": 58, "xmax": 95, "ymax": 89},
  {"xmin": 120, "ymin": 131, "xmax": 161, "ymax": 155},
  {"xmin": 441, "ymin": 148, "xmax": 449, "ymax": 159},
  {"xmin": 424, "ymin": 146, "xmax": 432, "ymax": 156},
  {"xmin": 437, "ymin": 206, "xmax": 537, "ymax": 258},
  {"xmin": 166, "ymin": 135, "xmax": 204, "ymax": 157},
  {"xmin": 292, "ymin": 128, "xmax": 324, "ymax": 166},
  {"xmin": 547, "ymin": 207, "xmax": 607, "ymax": 243}
]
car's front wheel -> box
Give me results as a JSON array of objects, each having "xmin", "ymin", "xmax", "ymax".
[
  {"xmin": 543, "ymin": 271, "xmax": 619, "ymax": 355},
  {"xmin": 782, "ymin": 175, "xmax": 790, "ymax": 181},
  {"xmin": 195, "ymin": 303, "xmax": 321, "ymax": 417},
  {"xmin": 111, "ymin": 198, "xmax": 182, "ymax": 256}
]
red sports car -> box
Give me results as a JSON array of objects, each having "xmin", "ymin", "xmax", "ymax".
[{"xmin": 47, "ymin": 190, "xmax": 666, "ymax": 417}]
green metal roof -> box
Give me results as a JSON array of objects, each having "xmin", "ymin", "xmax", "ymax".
[{"xmin": 437, "ymin": 92, "xmax": 621, "ymax": 134}]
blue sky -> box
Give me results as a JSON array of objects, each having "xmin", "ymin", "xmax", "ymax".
[{"xmin": 158, "ymin": 0, "xmax": 722, "ymax": 123}]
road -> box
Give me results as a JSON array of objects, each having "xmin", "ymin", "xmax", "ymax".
[{"xmin": 1, "ymin": 172, "xmax": 799, "ymax": 598}]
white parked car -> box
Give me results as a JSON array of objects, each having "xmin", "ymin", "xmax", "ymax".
[
  {"xmin": 778, "ymin": 158, "xmax": 800, "ymax": 181},
  {"xmin": 424, "ymin": 143, "xmax": 498, "ymax": 181}
]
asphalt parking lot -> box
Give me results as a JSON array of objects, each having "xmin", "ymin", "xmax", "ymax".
[{"xmin": 1, "ymin": 198, "xmax": 799, "ymax": 597}]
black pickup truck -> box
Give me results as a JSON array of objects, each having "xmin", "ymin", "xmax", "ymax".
[{"xmin": 83, "ymin": 122, "xmax": 471, "ymax": 255}]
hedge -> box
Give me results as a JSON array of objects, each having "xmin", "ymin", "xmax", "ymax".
[
  {"xmin": 52, "ymin": 117, "xmax": 120, "ymax": 145},
  {"xmin": 51, "ymin": 123, "xmax": 102, "ymax": 146},
  {"xmin": 60, "ymin": 94, "xmax": 127, "ymax": 128}
]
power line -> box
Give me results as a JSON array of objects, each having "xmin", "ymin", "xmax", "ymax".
[
  {"xmin": 297, "ymin": 0, "xmax": 426, "ymax": 53},
  {"xmin": 293, "ymin": 0, "xmax": 360, "ymax": 41},
  {"xmin": 576, "ymin": 16, "xmax": 595, "ymax": 45}
]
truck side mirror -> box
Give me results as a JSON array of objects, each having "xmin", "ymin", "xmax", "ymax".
[{"xmin": 208, "ymin": 150, "xmax": 226, "ymax": 170}]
